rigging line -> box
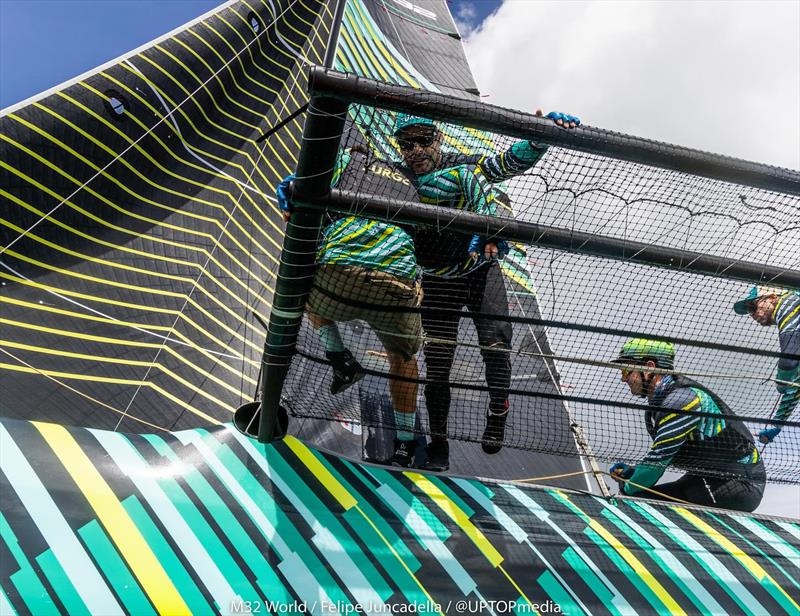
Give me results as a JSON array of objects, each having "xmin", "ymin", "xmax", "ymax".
[
  {"xmin": 256, "ymin": 102, "xmax": 309, "ymax": 142},
  {"xmin": 234, "ymin": 92, "xmax": 311, "ymax": 399},
  {"xmin": 0, "ymin": 260, "xmax": 242, "ymax": 360},
  {"xmin": 191, "ymin": 27, "xmax": 327, "ymax": 406},
  {"xmin": 611, "ymin": 473, "xmax": 695, "ymax": 506},
  {"xmin": 508, "ymin": 284, "xmax": 602, "ymax": 495},
  {"xmin": 381, "ymin": 0, "xmax": 412, "ymax": 74},
  {"xmin": 262, "ymin": 0, "xmax": 315, "ymax": 65},
  {"xmin": 0, "ymin": 0, "xmax": 305, "ymax": 258},
  {"xmin": 0, "ymin": 347, "xmax": 169, "ymax": 432},
  {"xmin": 512, "ymin": 469, "xmax": 597, "ymax": 484}
]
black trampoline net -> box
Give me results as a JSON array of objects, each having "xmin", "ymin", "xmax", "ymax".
[{"xmin": 275, "ymin": 95, "xmax": 800, "ymax": 485}]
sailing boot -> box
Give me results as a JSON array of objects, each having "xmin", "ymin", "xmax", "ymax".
[
  {"xmin": 391, "ymin": 439, "xmax": 417, "ymax": 468},
  {"xmin": 481, "ymin": 405, "xmax": 509, "ymax": 454},
  {"xmin": 422, "ymin": 439, "xmax": 449, "ymax": 472},
  {"xmin": 326, "ymin": 349, "xmax": 365, "ymax": 395}
]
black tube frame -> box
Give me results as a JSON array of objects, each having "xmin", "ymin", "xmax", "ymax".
[
  {"xmin": 296, "ymin": 188, "xmax": 800, "ymax": 288},
  {"xmin": 258, "ymin": 65, "xmax": 799, "ymax": 443},
  {"xmin": 257, "ymin": 96, "xmax": 349, "ymax": 442},
  {"xmin": 308, "ymin": 67, "xmax": 800, "ymax": 197}
]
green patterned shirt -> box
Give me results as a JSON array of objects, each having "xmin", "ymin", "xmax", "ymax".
[{"xmin": 316, "ymin": 150, "xmax": 417, "ymax": 280}]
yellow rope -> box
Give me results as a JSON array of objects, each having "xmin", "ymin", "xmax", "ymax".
[
  {"xmin": 607, "ymin": 473, "xmax": 695, "ymax": 506},
  {"xmin": 513, "ymin": 467, "xmax": 695, "ymax": 507},
  {"xmin": 513, "ymin": 469, "xmax": 596, "ymax": 484}
]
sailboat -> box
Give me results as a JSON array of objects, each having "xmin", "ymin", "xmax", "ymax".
[{"xmin": 1, "ymin": 1, "xmax": 798, "ymax": 613}]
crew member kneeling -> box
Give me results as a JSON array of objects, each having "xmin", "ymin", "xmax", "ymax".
[{"xmin": 610, "ymin": 338, "xmax": 765, "ymax": 512}]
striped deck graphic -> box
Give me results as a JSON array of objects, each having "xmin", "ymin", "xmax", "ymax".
[{"xmin": 1, "ymin": 417, "xmax": 799, "ymax": 615}]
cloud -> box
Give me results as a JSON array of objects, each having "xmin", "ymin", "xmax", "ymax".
[
  {"xmin": 464, "ymin": 0, "xmax": 800, "ymax": 169},
  {"xmin": 454, "ymin": 1, "xmax": 479, "ymax": 37},
  {"xmin": 463, "ymin": 0, "xmax": 800, "ymax": 518}
]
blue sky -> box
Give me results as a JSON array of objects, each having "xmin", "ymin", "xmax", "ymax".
[
  {"xmin": 0, "ymin": 0, "xmax": 221, "ymax": 109},
  {"xmin": 0, "ymin": 0, "xmax": 498, "ymax": 109}
]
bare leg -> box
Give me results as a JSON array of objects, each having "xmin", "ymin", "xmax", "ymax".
[
  {"xmin": 387, "ymin": 351, "xmax": 418, "ymax": 415},
  {"xmin": 387, "ymin": 351, "xmax": 419, "ymax": 466},
  {"xmin": 307, "ymin": 311, "xmax": 333, "ymax": 330}
]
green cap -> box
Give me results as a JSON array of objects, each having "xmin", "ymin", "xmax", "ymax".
[
  {"xmin": 393, "ymin": 113, "xmax": 435, "ymax": 136},
  {"xmin": 733, "ymin": 285, "xmax": 785, "ymax": 315},
  {"xmin": 612, "ymin": 339, "xmax": 675, "ymax": 370}
]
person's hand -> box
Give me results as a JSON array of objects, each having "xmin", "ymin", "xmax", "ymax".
[
  {"xmin": 276, "ymin": 174, "xmax": 295, "ymax": 222},
  {"xmin": 468, "ymin": 236, "xmax": 510, "ymax": 261},
  {"xmin": 535, "ymin": 109, "xmax": 581, "ymax": 129},
  {"xmin": 609, "ymin": 462, "xmax": 634, "ymax": 485},
  {"xmin": 758, "ymin": 426, "xmax": 781, "ymax": 444}
]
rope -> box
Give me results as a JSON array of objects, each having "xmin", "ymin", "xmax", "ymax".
[
  {"xmin": 510, "ymin": 469, "xmax": 695, "ymax": 506},
  {"xmin": 607, "ymin": 472, "xmax": 695, "ymax": 506}
]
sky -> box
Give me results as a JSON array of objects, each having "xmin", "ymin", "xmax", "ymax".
[
  {"xmin": 0, "ymin": 0, "xmax": 221, "ymax": 109},
  {"xmin": 0, "ymin": 0, "xmax": 798, "ymax": 517},
  {"xmin": 462, "ymin": 0, "xmax": 800, "ymax": 170}
]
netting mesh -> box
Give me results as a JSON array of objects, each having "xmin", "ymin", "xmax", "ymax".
[{"xmin": 277, "ymin": 96, "xmax": 799, "ymax": 484}]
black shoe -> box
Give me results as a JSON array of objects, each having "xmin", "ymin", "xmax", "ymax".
[
  {"xmin": 481, "ymin": 410, "xmax": 508, "ymax": 454},
  {"xmin": 422, "ymin": 439, "xmax": 449, "ymax": 472},
  {"xmin": 327, "ymin": 350, "xmax": 365, "ymax": 395},
  {"xmin": 391, "ymin": 439, "xmax": 417, "ymax": 468}
]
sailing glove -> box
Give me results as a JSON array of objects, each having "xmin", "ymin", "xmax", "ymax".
[
  {"xmin": 277, "ymin": 174, "xmax": 295, "ymax": 217},
  {"xmin": 546, "ymin": 111, "xmax": 581, "ymax": 127},
  {"xmin": 609, "ymin": 462, "xmax": 634, "ymax": 480},
  {"xmin": 758, "ymin": 426, "xmax": 781, "ymax": 444},
  {"xmin": 468, "ymin": 235, "xmax": 509, "ymax": 261}
]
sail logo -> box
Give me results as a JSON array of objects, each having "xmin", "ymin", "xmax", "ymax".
[
  {"xmin": 368, "ymin": 161, "xmax": 412, "ymax": 185},
  {"xmin": 386, "ymin": 0, "xmax": 438, "ymax": 21}
]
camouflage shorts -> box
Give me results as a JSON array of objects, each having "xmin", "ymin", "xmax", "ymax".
[{"xmin": 307, "ymin": 264, "xmax": 423, "ymax": 360}]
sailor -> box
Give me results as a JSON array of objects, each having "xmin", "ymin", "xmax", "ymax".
[
  {"xmin": 276, "ymin": 156, "xmax": 422, "ymax": 468},
  {"xmin": 733, "ymin": 286, "xmax": 799, "ymax": 443},
  {"xmin": 393, "ymin": 111, "xmax": 580, "ymax": 471},
  {"xmin": 609, "ymin": 339, "xmax": 765, "ymax": 512}
]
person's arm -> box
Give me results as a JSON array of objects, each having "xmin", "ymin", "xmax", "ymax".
[
  {"xmin": 477, "ymin": 110, "xmax": 581, "ymax": 182},
  {"xmin": 622, "ymin": 389, "xmax": 701, "ymax": 495},
  {"xmin": 477, "ymin": 140, "xmax": 547, "ymax": 183},
  {"xmin": 773, "ymin": 297, "xmax": 799, "ymax": 423}
]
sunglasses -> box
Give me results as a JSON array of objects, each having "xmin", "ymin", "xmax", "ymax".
[{"xmin": 397, "ymin": 132, "xmax": 437, "ymax": 151}]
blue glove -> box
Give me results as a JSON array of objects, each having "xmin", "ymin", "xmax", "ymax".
[
  {"xmin": 468, "ymin": 236, "xmax": 510, "ymax": 260},
  {"xmin": 276, "ymin": 174, "xmax": 295, "ymax": 216},
  {"xmin": 758, "ymin": 426, "xmax": 781, "ymax": 444},
  {"xmin": 546, "ymin": 111, "xmax": 581, "ymax": 127},
  {"xmin": 468, "ymin": 234, "xmax": 482, "ymax": 257},
  {"xmin": 609, "ymin": 462, "xmax": 634, "ymax": 480},
  {"xmin": 495, "ymin": 239, "xmax": 510, "ymax": 259}
]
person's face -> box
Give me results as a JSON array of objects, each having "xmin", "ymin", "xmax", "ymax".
[
  {"xmin": 620, "ymin": 360, "xmax": 656, "ymax": 397},
  {"xmin": 396, "ymin": 125, "xmax": 441, "ymax": 175},
  {"xmin": 746, "ymin": 295, "xmax": 777, "ymax": 326},
  {"xmin": 620, "ymin": 367, "xmax": 646, "ymax": 397}
]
